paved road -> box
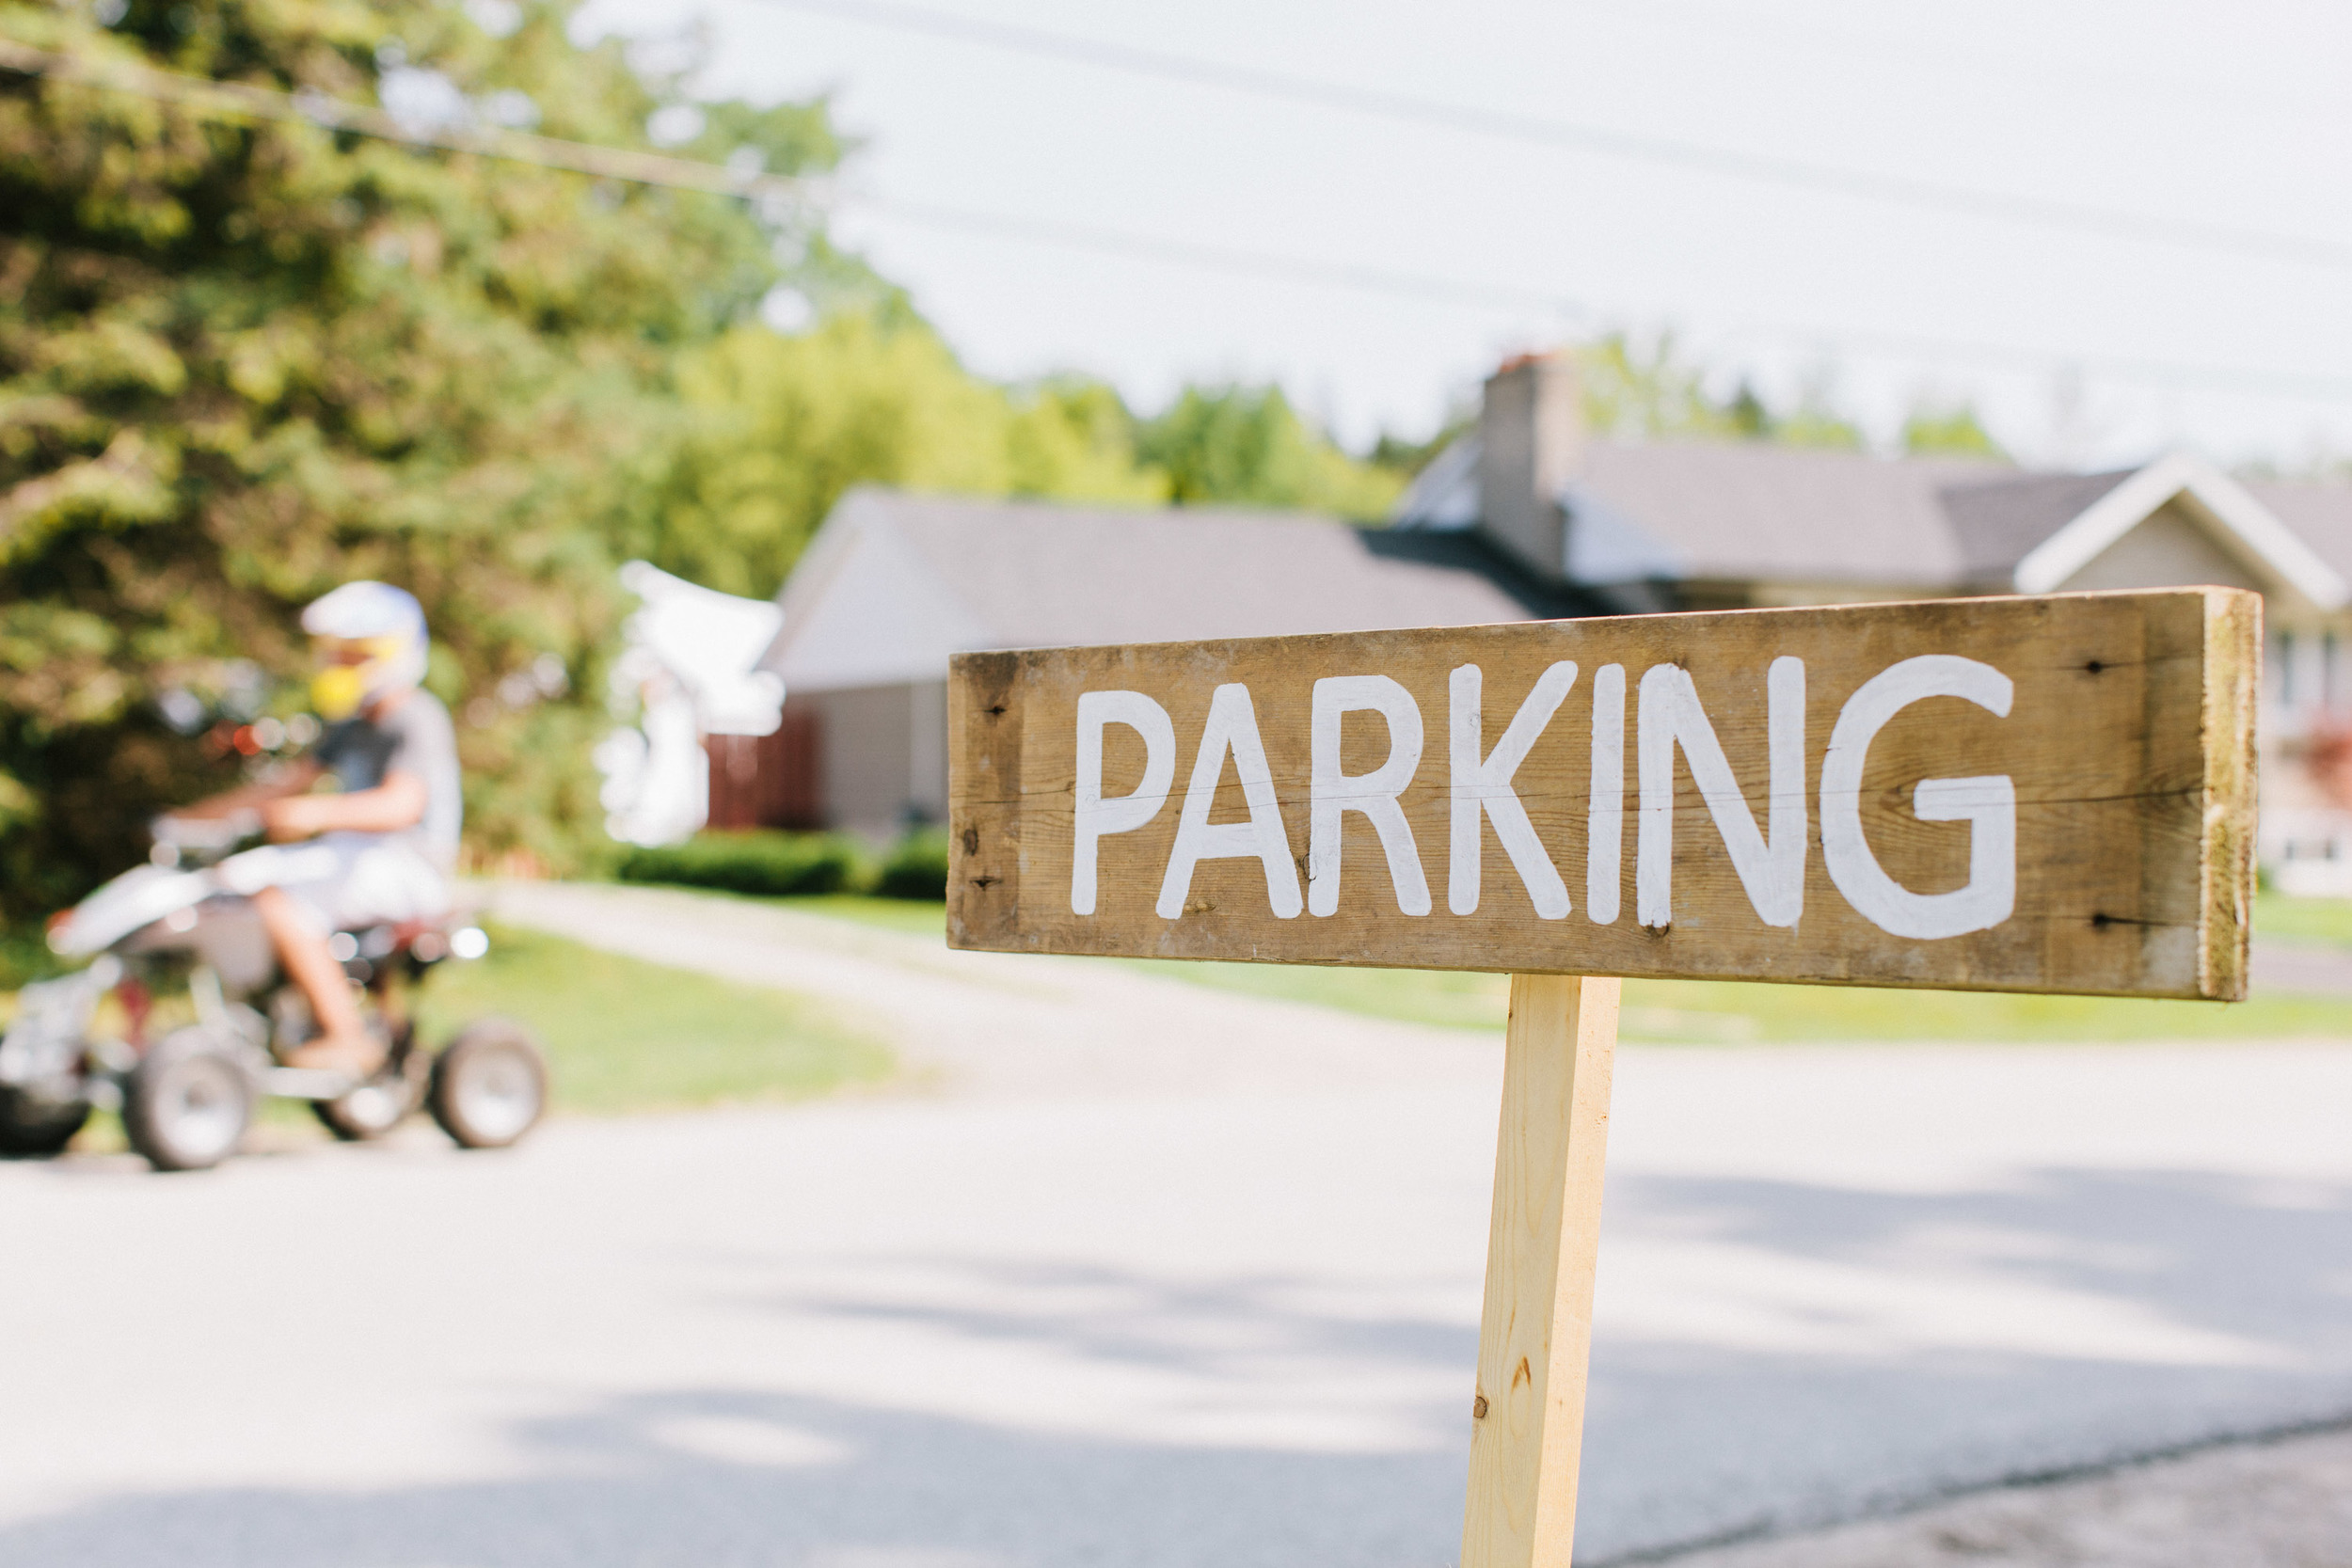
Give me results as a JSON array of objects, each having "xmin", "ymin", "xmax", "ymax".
[
  {"xmin": 0, "ymin": 885, "xmax": 2345, "ymax": 1567},
  {"xmin": 2250, "ymin": 936, "xmax": 2352, "ymax": 995}
]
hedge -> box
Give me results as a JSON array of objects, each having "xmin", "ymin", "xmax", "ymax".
[
  {"xmin": 616, "ymin": 831, "xmax": 865, "ymax": 897},
  {"xmin": 874, "ymin": 829, "xmax": 949, "ymax": 900},
  {"xmin": 616, "ymin": 828, "xmax": 951, "ymax": 901}
]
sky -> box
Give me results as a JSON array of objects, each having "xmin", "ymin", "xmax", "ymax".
[{"xmin": 572, "ymin": 0, "xmax": 2352, "ymax": 473}]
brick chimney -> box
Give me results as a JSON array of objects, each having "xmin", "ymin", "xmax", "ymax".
[{"xmin": 1477, "ymin": 351, "xmax": 1583, "ymax": 580}]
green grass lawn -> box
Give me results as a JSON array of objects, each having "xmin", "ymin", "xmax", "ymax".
[
  {"xmin": 756, "ymin": 892, "xmax": 2352, "ymax": 1044},
  {"xmin": 415, "ymin": 922, "xmax": 892, "ymax": 1113},
  {"xmin": 17, "ymin": 921, "xmax": 891, "ymax": 1154},
  {"xmin": 1125, "ymin": 960, "xmax": 2352, "ymax": 1042},
  {"xmin": 2250, "ymin": 889, "xmax": 2352, "ymax": 948}
]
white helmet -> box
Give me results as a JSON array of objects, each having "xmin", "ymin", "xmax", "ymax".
[{"xmin": 300, "ymin": 581, "xmax": 428, "ymax": 720}]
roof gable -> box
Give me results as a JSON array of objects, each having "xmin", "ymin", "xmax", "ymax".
[{"xmin": 2012, "ymin": 452, "xmax": 2348, "ymax": 609}]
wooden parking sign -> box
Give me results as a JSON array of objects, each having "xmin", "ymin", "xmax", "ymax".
[{"xmin": 946, "ymin": 588, "xmax": 2258, "ymax": 1566}]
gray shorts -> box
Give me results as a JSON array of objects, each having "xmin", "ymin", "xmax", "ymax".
[{"xmin": 216, "ymin": 832, "xmax": 451, "ymax": 933}]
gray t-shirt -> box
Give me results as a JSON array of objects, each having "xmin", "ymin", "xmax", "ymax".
[{"xmin": 312, "ymin": 691, "xmax": 463, "ymax": 868}]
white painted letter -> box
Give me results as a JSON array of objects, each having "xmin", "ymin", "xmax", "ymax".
[
  {"xmin": 1448, "ymin": 661, "xmax": 1574, "ymax": 917},
  {"xmin": 1636, "ymin": 657, "xmax": 1807, "ymax": 929},
  {"xmin": 1156, "ymin": 684, "xmax": 1303, "ymax": 920},
  {"xmin": 1309, "ymin": 674, "xmax": 1431, "ymax": 917},
  {"xmin": 1820, "ymin": 656, "xmax": 2015, "ymax": 939},
  {"xmin": 1586, "ymin": 663, "xmax": 1625, "ymax": 925},
  {"xmin": 1072, "ymin": 690, "xmax": 1176, "ymax": 915}
]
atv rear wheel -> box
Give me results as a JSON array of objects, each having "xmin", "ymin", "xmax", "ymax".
[
  {"xmin": 429, "ymin": 1020, "xmax": 547, "ymax": 1149},
  {"xmin": 125, "ymin": 1026, "xmax": 253, "ymax": 1172},
  {"xmin": 0, "ymin": 1088, "xmax": 89, "ymax": 1157}
]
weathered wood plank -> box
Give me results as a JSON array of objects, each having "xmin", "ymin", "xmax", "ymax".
[
  {"xmin": 1462, "ymin": 974, "xmax": 1619, "ymax": 1568},
  {"xmin": 2198, "ymin": 591, "xmax": 2260, "ymax": 1001},
  {"xmin": 946, "ymin": 650, "xmax": 1025, "ymax": 954},
  {"xmin": 946, "ymin": 589, "xmax": 2260, "ymax": 998}
]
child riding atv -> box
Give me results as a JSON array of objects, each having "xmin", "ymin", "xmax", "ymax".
[
  {"xmin": 0, "ymin": 582, "xmax": 548, "ymax": 1170},
  {"xmin": 174, "ymin": 582, "xmax": 462, "ymax": 1079}
]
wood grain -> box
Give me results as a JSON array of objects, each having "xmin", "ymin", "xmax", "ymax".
[
  {"xmin": 1462, "ymin": 974, "xmax": 1620, "ymax": 1568},
  {"xmin": 948, "ymin": 588, "xmax": 2259, "ymax": 999}
]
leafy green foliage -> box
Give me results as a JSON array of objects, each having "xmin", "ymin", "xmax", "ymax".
[
  {"xmin": 0, "ymin": 0, "xmax": 836, "ymax": 916},
  {"xmin": 644, "ymin": 317, "xmax": 1416, "ymax": 597},
  {"xmin": 643, "ymin": 312, "xmax": 1167, "ymax": 597},
  {"xmin": 1903, "ymin": 399, "xmax": 2008, "ymax": 459},
  {"xmin": 1136, "ymin": 383, "xmax": 1401, "ymax": 519},
  {"xmin": 1580, "ymin": 333, "xmax": 1739, "ymax": 440},
  {"xmin": 1580, "ymin": 333, "xmax": 1969, "ymax": 456}
]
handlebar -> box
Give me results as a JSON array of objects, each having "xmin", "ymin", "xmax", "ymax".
[{"xmin": 149, "ymin": 810, "xmax": 263, "ymax": 865}]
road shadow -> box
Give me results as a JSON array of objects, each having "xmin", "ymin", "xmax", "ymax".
[
  {"xmin": 1580, "ymin": 1165, "xmax": 2352, "ymax": 1559},
  {"xmin": 1, "ymin": 1167, "xmax": 2344, "ymax": 1567}
]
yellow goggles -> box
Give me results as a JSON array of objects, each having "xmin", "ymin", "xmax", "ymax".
[{"xmin": 310, "ymin": 637, "xmax": 404, "ymax": 721}]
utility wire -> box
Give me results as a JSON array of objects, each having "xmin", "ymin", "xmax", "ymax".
[
  {"xmin": 755, "ymin": 0, "xmax": 2352, "ymax": 276},
  {"xmin": 0, "ymin": 38, "xmax": 813, "ymax": 200},
  {"xmin": 6, "ymin": 38, "xmax": 2350, "ymax": 403},
  {"xmin": 0, "ymin": 38, "xmax": 1581, "ymax": 316},
  {"xmin": 864, "ymin": 197, "xmax": 1585, "ymax": 316},
  {"xmin": 865, "ymin": 198, "xmax": 2352, "ymax": 403}
]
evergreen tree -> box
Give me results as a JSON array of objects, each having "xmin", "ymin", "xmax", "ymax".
[{"xmin": 0, "ymin": 0, "xmax": 836, "ymax": 913}]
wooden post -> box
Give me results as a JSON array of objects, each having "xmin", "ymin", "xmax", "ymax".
[{"xmin": 1462, "ymin": 974, "xmax": 1622, "ymax": 1568}]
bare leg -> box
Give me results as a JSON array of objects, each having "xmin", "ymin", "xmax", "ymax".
[{"xmin": 252, "ymin": 887, "xmax": 382, "ymax": 1073}]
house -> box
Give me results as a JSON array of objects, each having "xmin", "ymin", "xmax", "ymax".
[
  {"xmin": 751, "ymin": 353, "xmax": 2352, "ymax": 883},
  {"xmin": 754, "ymin": 490, "xmax": 1593, "ymax": 837}
]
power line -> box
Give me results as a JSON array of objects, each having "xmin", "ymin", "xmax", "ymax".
[
  {"xmin": 755, "ymin": 0, "xmax": 2352, "ymax": 277},
  {"xmin": 861, "ymin": 197, "xmax": 1585, "ymax": 317},
  {"xmin": 0, "ymin": 38, "xmax": 1581, "ymax": 316},
  {"xmin": 856, "ymin": 200, "xmax": 2352, "ymax": 404},
  {"xmin": 7, "ymin": 38, "xmax": 2350, "ymax": 404},
  {"xmin": 0, "ymin": 38, "xmax": 813, "ymax": 201}
]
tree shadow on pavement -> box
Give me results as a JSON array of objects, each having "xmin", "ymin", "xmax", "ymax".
[
  {"xmin": 1, "ymin": 1169, "xmax": 2344, "ymax": 1568},
  {"xmin": 1578, "ymin": 1165, "xmax": 2352, "ymax": 1560},
  {"xmin": 0, "ymin": 1385, "xmax": 1470, "ymax": 1568}
]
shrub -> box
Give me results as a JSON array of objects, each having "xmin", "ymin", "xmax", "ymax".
[
  {"xmin": 875, "ymin": 829, "xmax": 950, "ymax": 900},
  {"xmin": 616, "ymin": 832, "xmax": 865, "ymax": 897},
  {"xmin": 0, "ymin": 926, "xmax": 65, "ymax": 992}
]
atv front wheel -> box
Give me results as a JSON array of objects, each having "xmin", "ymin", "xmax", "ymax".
[
  {"xmin": 312, "ymin": 1024, "xmax": 425, "ymax": 1142},
  {"xmin": 125, "ymin": 1027, "xmax": 253, "ymax": 1172}
]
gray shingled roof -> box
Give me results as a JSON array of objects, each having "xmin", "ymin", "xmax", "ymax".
[
  {"xmin": 1938, "ymin": 468, "xmax": 2137, "ymax": 582},
  {"xmin": 763, "ymin": 467, "xmax": 2352, "ymax": 693},
  {"xmin": 1393, "ymin": 436, "xmax": 2303, "ymax": 592},
  {"xmin": 857, "ymin": 492, "xmax": 1542, "ymax": 644},
  {"xmin": 762, "ymin": 489, "xmax": 1586, "ymax": 689},
  {"xmin": 1571, "ymin": 441, "xmax": 2000, "ymax": 587},
  {"xmin": 2248, "ymin": 479, "xmax": 2352, "ymax": 585}
]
